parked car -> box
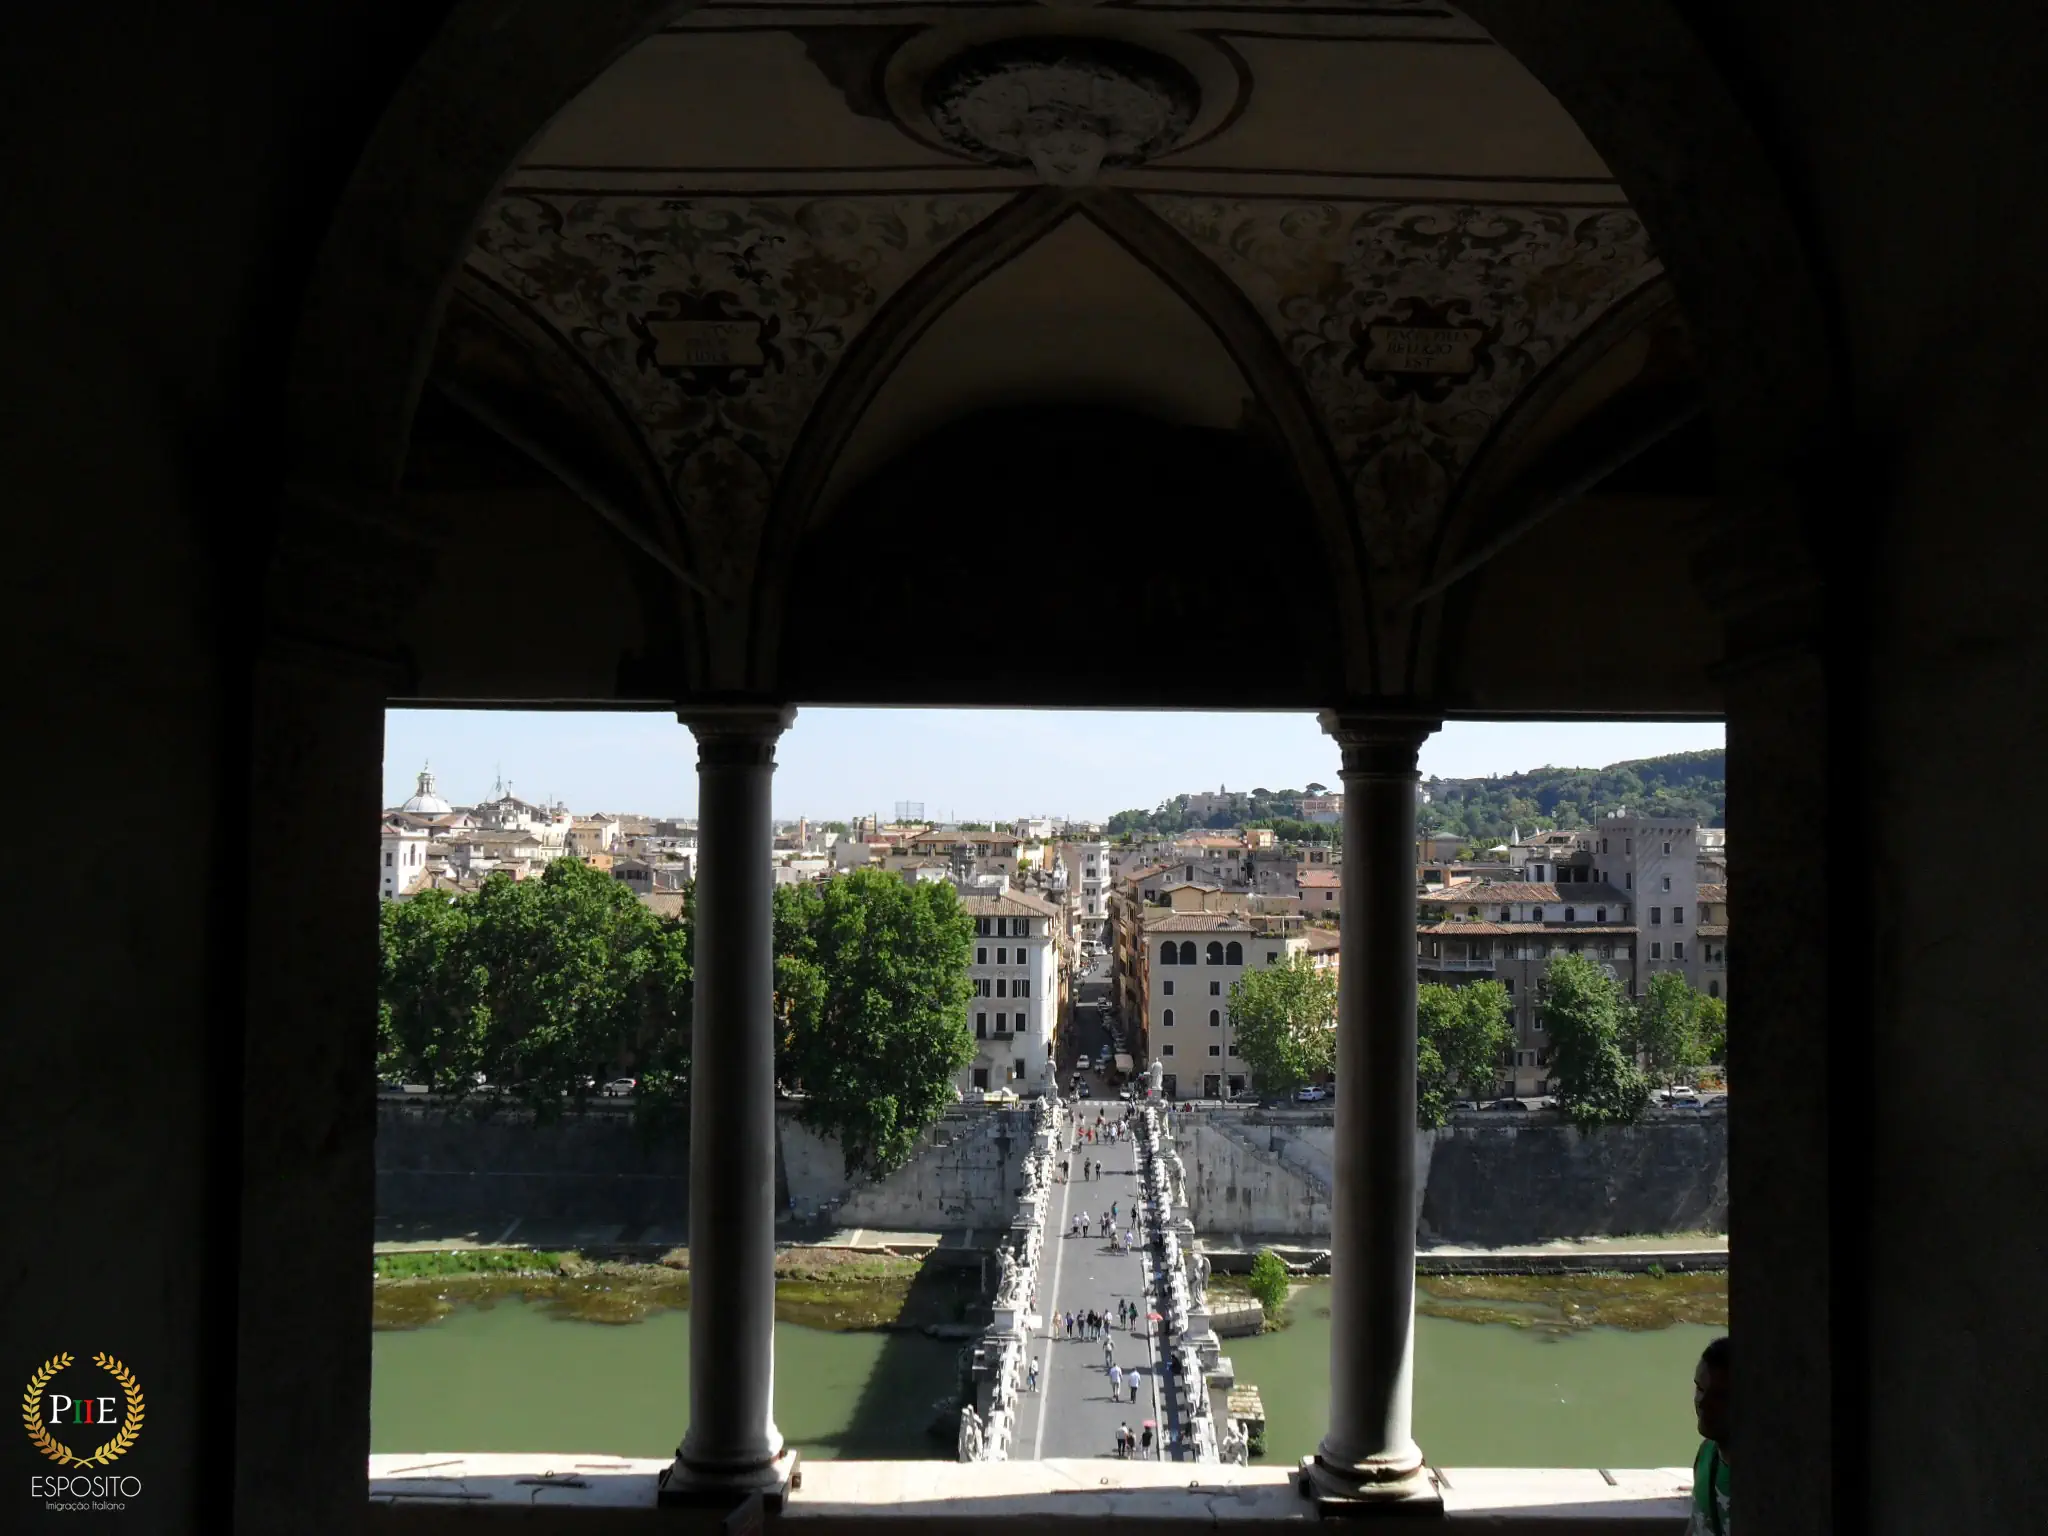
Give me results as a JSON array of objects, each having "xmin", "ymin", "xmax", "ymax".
[
  {"xmin": 1654, "ymin": 1085, "xmax": 1702, "ymax": 1106},
  {"xmin": 601, "ymin": 1077, "xmax": 637, "ymax": 1097},
  {"xmin": 1489, "ymin": 1098, "xmax": 1530, "ymax": 1112},
  {"xmin": 1075, "ymin": 1054, "xmax": 1091, "ymax": 1071},
  {"xmin": 1295, "ymin": 1085, "xmax": 1329, "ymax": 1102}
]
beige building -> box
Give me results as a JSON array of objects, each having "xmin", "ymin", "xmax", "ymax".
[{"xmin": 1137, "ymin": 906, "xmax": 1309, "ymax": 1099}]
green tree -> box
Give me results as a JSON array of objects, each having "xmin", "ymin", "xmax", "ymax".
[
  {"xmin": 1227, "ymin": 953, "xmax": 1337, "ymax": 1093},
  {"xmin": 1698, "ymin": 993, "xmax": 1727, "ymax": 1068},
  {"xmin": 1246, "ymin": 1249, "xmax": 1290, "ymax": 1318},
  {"xmin": 1629, "ymin": 970, "xmax": 1712, "ymax": 1094},
  {"xmin": 377, "ymin": 859, "xmax": 692, "ymax": 1121},
  {"xmin": 1540, "ymin": 951, "xmax": 1647, "ymax": 1125},
  {"xmin": 1416, "ymin": 980, "xmax": 1513, "ymax": 1127},
  {"xmin": 777, "ymin": 869, "xmax": 975, "ymax": 1179}
]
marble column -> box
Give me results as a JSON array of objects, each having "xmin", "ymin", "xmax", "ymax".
[
  {"xmin": 664, "ymin": 704, "xmax": 799, "ymax": 1503},
  {"xmin": 1308, "ymin": 711, "xmax": 1438, "ymax": 1503}
]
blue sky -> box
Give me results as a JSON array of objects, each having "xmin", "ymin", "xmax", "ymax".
[{"xmin": 383, "ymin": 709, "xmax": 1724, "ymax": 821}]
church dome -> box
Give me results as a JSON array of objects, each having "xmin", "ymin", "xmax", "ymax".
[{"xmin": 399, "ymin": 764, "xmax": 452, "ymax": 816}]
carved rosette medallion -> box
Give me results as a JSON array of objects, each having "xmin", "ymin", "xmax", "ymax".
[{"xmin": 924, "ymin": 38, "xmax": 1201, "ymax": 186}]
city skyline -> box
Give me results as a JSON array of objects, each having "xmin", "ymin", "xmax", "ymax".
[{"xmin": 383, "ymin": 709, "xmax": 1726, "ymax": 822}]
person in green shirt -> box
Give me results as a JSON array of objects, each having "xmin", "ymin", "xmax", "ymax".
[{"xmin": 1690, "ymin": 1336, "xmax": 1731, "ymax": 1535}]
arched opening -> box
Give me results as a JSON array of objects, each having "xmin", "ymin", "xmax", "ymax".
[{"xmin": 235, "ymin": 0, "xmax": 1851, "ymax": 1524}]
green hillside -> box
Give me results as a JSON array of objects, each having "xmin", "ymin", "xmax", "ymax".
[{"xmin": 1418, "ymin": 749, "xmax": 1724, "ymax": 844}]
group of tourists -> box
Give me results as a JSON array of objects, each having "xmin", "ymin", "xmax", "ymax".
[
  {"xmin": 1062, "ymin": 1156, "xmax": 1104, "ymax": 1182},
  {"xmin": 1114, "ymin": 1421, "xmax": 1156, "ymax": 1459},
  {"xmin": 1105, "ymin": 1361, "xmax": 1141, "ymax": 1402}
]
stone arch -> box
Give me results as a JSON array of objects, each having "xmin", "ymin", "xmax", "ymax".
[{"xmin": 282, "ymin": 0, "xmax": 1838, "ymax": 675}]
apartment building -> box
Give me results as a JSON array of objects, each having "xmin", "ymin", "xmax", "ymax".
[
  {"xmin": 1141, "ymin": 908, "xmax": 1310, "ymax": 1099},
  {"xmin": 960, "ymin": 889, "xmax": 1061, "ymax": 1096}
]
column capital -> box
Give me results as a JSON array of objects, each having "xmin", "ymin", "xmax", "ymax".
[
  {"xmin": 1316, "ymin": 710, "xmax": 1439, "ymax": 779},
  {"xmin": 678, "ymin": 701, "xmax": 797, "ymax": 767}
]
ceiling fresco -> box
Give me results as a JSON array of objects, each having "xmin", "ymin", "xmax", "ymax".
[
  {"xmin": 1142, "ymin": 198, "xmax": 1658, "ymax": 568},
  {"xmin": 447, "ymin": 2, "xmax": 1683, "ymax": 686}
]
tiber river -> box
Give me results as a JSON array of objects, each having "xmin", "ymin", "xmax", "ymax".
[{"xmin": 373, "ymin": 1281, "xmax": 1716, "ymax": 1466}]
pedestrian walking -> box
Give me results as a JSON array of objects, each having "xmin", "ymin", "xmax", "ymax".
[
  {"xmin": 1129, "ymin": 1373, "xmax": 1139, "ymax": 1403},
  {"xmin": 1028, "ymin": 1357, "xmax": 1041, "ymax": 1392},
  {"xmin": 1110, "ymin": 1363, "xmax": 1123, "ymax": 1396},
  {"xmin": 1141, "ymin": 1424, "xmax": 1155, "ymax": 1459},
  {"xmin": 1117, "ymin": 1422, "xmax": 1132, "ymax": 1458},
  {"xmin": 1103, "ymin": 1336, "xmax": 1115, "ymax": 1369}
]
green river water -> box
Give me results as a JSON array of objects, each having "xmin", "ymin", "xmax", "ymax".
[{"xmin": 373, "ymin": 1283, "xmax": 1715, "ymax": 1466}]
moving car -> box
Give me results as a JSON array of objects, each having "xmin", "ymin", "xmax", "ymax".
[
  {"xmin": 1654, "ymin": 1085, "xmax": 1702, "ymax": 1106},
  {"xmin": 1489, "ymin": 1097, "xmax": 1530, "ymax": 1112},
  {"xmin": 602, "ymin": 1077, "xmax": 638, "ymax": 1097},
  {"xmin": 1075, "ymin": 1054, "xmax": 1092, "ymax": 1072},
  {"xmin": 1295, "ymin": 1085, "xmax": 1329, "ymax": 1102}
]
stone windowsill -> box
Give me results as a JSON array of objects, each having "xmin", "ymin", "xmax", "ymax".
[{"xmin": 369, "ymin": 1456, "xmax": 1691, "ymax": 1530}]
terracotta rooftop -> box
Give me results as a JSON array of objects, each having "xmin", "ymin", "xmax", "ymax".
[
  {"xmin": 1698, "ymin": 883, "xmax": 1728, "ymax": 902},
  {"xmin": 1421, "ymin": 881, "xmax": 1630, "ymax": 906},
  {"xmin": 960, "ymin": 890, "xmax": 1059, "ymax": 919},
  {"xmin": 1143, "ymin": 911, "xmax": 1292, "ymax": 933},
  {"xmin": 1696, "ymin": 923, "xmax": 1729, "ymax": 938},
  {"xmin": 1416, "ymin": 921, "xmax": 1640, "ymax": 937}
]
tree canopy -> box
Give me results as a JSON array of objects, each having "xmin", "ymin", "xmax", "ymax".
[
  {"xmin": 1227, "ymin": 953, "xmax": 1337, "ymax": 1092},
  {"xmin": 1628, "ymin": 970, "xmax": 1715, "ymax": 1093},
  {"xmin": 1416, "ymin": 979, "xmax": 1513, "ymax": 1127},
  {"xmin": 774, "ymin": 868, "xmax": 976, "ymax": 1179},
  {"xmin": 378, "ymin": 862, "xmax": 977, "ymax": 1174},
  {"xmin": 1417, "ymin": 749, "xmax": 1724, "ymax": 843},
  {"xmin": 1540, "ymin": 951, "xmax": 1648, "ymax": 1125},
  {"xmin": 376, "ymin": 858, "xmax": 692, "ymax": 1121}
]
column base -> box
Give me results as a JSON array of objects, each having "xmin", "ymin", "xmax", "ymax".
[
  {"xmin": 1298, "ymin": 1454, "xmax": 1442, "ymax": 1517},
  {"xmin": 657, "ymin": 1449, "xmax": 802, "ymax": 1511}
]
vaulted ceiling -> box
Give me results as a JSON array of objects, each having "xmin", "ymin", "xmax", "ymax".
[{"xmin": 412, "ymin": 0, "xmax": 1716, "ymax": 706}]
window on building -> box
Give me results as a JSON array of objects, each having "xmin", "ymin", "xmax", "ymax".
[
  {"xmin": 1163, "ymin": 979, "xmax": 1174, "ymax": 996},
  {"xmin": 1226, "ymin": 940, "xmax": 1243, "ymax": 964},
  {"xmin": 1500, "ymin": 906, "xmax": 1512, "ymax": 921},
  {"xmin": 1206, "ymin": 941, "xmax": 1224, "ymax": 964},
  {"xmin": 1596, "ymin": 907, "xmax": 1607, "ymax": 923},
  {"xmin": 1208, "ymin": 1044, "xmax": 1222, "ymax": 1056},
  {"xmin": 1709, "ymin": 980, "xmax": 1720, "ymax": 999},
  {"xmin": 1468, "ymin": 906, "xmax": 1479, "ymax": 917},
  {"xmin": 1180, "ymin": 941, "xmax": 1197, "ymax": 964},
  {"xmin": 976, "ymin": 1013, "xmax": 987, "ymax": 1038},
  {"xmin": 1564, "ymin": 907, "xmax": 1575, "ymax": 923},
  {"xmin": 1650, "ymin": 907, "xmax": 1661, "ymax": 925},
  {"xmin": 1532, "ymin": 907, "xmax": 1544, "ymax": 922},
  {"xmin": 976, "ymin": 948, "xmax": 987, "ymax": 965},
  {"xmin": 1626, "ymin": 873, "xmax": 1634, "ymax": 889},
  {"xmin": 976, "ymin": 918, "xmax": 990, "ymax": 936},
  {"xmin": 1159, "ymin": 942, "xmax": 1177, "ymax": 966},
  {"xmin": 1674, "ymin": 906, "xmax": 1685, "ymax": 924},
  {"xmin": 1209, "ymin": 1009, "xmax": 1220, "ymax": 1027},
  {"xmin": 972, "ymin": 1067, "xmax": 989, "ymax": 1089},
  {"xmin": 1673, "ymin": 942, "xmax": 1685, "ymax": 961},
  {"xmin": 996, "ymin": 978, "xmax": 1007, "ymax": 997},
  {"xmin": 1210, "ymin": 980, "xmax": 1222, "ymax": 996},
  {"xmin": 997, "ymin": 1013, "xmax": 1008, "ymax": 1032},
  {"xmin": 1663, "ymin": 841, "xmax": 1672, "ymax": 856},
  {"xmin": 1624, "ymin": 838, "xmax": 1633, "ymax": 854},
  {"xmin": 1533, "ymin": 1013, "xmax": 1544, "ymax": 1032},
  {"xmin": 1019, "ymin": 979, "xmax": 1031, "ymax": 997},
  {"xmin": 1267, "ymin": 950, "xmax": 1278, "ymax": 964},
  {"xmin": 1163, "ymin": 1009, "xmax": 1175, "ymax": 1028},
  {"xmin": 1162, "ymin": 1044, "xmax": 1175, "ymax": 1057},
  {"xmin": 384, "ymin": 852, "xmax": 393, "ymax": 867},
  {"xmin": 1015, "ymin": 1058, "xmax": 1025, "ymax": 1080},
  {"xmin": 1651, "ymin": 942, "xmax": 1662, "ymax": 960}
]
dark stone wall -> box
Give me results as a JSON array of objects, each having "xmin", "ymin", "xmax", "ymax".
[
  {"xmin": 376, "ymin": 1101, "xmax": 689, "ymax": 1227},
  {"xmin": 1419, "ymin": 1115, "xmax": 1728, "ymax": 1247}
]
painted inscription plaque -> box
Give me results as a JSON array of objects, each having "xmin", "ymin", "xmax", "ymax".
[
  {"xmin": 645, "ymin": 319, "xmax": 765, "ymax": 369},
  {"xmin": 1362, "ymin": 324, "xmax": 1484, "ymax": 375}
]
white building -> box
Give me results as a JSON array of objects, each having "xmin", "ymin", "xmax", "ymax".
[
  {"xmin": 959, "ymin": 890, "xmax": 1060, "ymax": 1096},
  {"xmin": 1064, "ymin": 840, "xmax": 1111, "ymax": 946},
  {"xmin": 1142, "ymin": 910, "xmax": 1309, "ymax": 1100},
  {"xmin": 378, "ymin": 824, "xmax": 431, "ymax": 899}
]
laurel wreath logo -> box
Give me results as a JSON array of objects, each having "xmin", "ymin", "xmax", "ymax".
[{"xmin": 22, "ymin": 1351, "xmax": 145, "ymax": 1467}]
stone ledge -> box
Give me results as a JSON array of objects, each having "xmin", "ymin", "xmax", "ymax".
[{"xmin": 369, "ymin": 1457, "xmax": 1691, "ymax": 1529}]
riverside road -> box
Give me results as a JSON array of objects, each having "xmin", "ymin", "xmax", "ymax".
[{"xmin": 1024, "ymin": 1098, "xmax": 1179, "ymax": 1461}]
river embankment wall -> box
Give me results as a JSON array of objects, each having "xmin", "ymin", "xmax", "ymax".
[
  {"xmin": 376, "ymin": 1099, "xmax": 1033, "ymax": 1232},
  {"xmin": 376, "ymin": 1102, "xmax": 1726, "ymax": 1245}
]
